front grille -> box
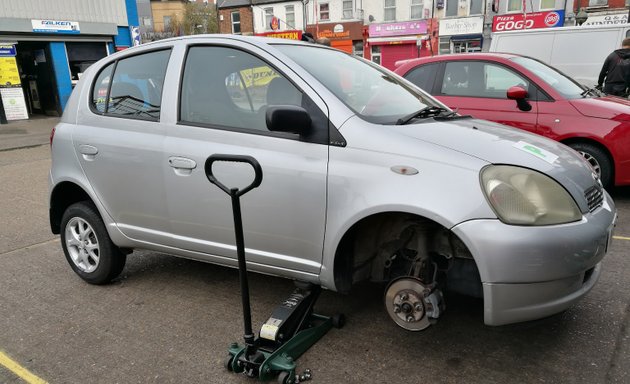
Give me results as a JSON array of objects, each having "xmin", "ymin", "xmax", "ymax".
[{"xmin": 584, "ymin": 185, "xmax": 604, "ymax": 212}]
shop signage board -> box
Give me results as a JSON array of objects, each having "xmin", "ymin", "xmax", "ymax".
[
  {"xmin": 369, "ymin": 21, "xmax": 428, "ymax": 37},
  {"xmin": 0, "ymin": 44, "xmax": 28, "ymax": 120},
  {"xmin": 439, "ymin": 16, "xmax": 484, "ymax": 36},
  {"xmin": 582, "ymin": 13, "xmax": 628, "ymax": 26},
  {"xmin": 0, "ymin": 88, "xmax": 29, "ymax": 120},
  {"xmin": 255, "ymin": 30, "xmax": 302, "ymax": 40},
  {"xmin": 32, "ymin": 20, "xmax": 80, "ymax": 34},
  {"xmin": 492, "ymin": 10, "xmax": 565, "ymax": 32}
]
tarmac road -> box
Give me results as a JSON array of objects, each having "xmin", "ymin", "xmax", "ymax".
[{"xmin": 0, "ymin": 119, "xmax": 629, "ymax": 383}]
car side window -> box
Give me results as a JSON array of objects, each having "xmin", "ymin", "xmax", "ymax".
[
  {"xmin": 91, "ymin": 49, "xmax": 171, "ymax": 121},
  {"xmin": 180, "ymin": 46, "xmax": 303, "ymax": 132},
  {"xmin": 441, "ymin": 61, "xmax": 529, "ymax": 99},
  {"xmin": 403, "ymin": 63, "xmax": 440, "ymax": 92},
  {"xmin": 92, "ymin": 62, "xmax": 113, "ymax": 113}
]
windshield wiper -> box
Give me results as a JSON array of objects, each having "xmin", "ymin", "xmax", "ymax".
[
  {"xmin": 396, "ymin": 106, "xmax": 449, "ymax": 125},
  {"xmin": 580, "ymin": 86, "xmax": 603, "ymax": 98}
]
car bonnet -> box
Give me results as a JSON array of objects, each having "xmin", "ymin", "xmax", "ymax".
[
  {"xmin": 389, "ymin": 118, "xmax": 600, "ymax": 211},
  {"xmin": 569, "ymin": 96, "xmax": 630, "ymax": 121}
]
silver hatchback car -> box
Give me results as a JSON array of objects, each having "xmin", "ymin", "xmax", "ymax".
[{"xmin": 50, "ymin": 35, "xmax": 616, "ymax": 331}]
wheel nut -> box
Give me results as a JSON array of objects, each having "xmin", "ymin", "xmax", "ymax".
[
  {"xmin": 406, "ymin": 315, "xmax": 414, "ymax": 322},
  {"xmin": 400, "ymin": 293, "xmax": 408, "ymax": 301},
  {"xmin": 415, "ymin": 303, "xmax": 423, "ymax": 312},
  {"xmin": 393, "ymin": 304, "xmax": 401, "ymax": 313}
]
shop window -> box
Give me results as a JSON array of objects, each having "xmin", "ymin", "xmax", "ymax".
[
  {"xmin": 452, "ymin": 39, "xmax": 482, "ymax": 53},
  {"xmin": 540, "ymin": 0, "xmax": 555, "ymax": 9},
  {"xmin": 410, "ymin": 0, "xmax": 423, "ymax": 19},
  {"xmin": 507, "ymin": 0, "xmax": 522, "ymax": 12},
  {"xmin": 231, "ymin": 11, "xmax": 241, "ymax": 34},
  {"xmin": 319, "ymin": 3, "xmax": 330, "ymax": 21},
  {"xmin": 371, "ymin": 46, "xmax": 381, "ymax": 65},
  {"xmin": 353, "ymin": 41, "xmax": 364, "ymax": 57},
  {"xmin": 285, "ymin": 5, "xmax": 295, "ymax": 28},
  {"xmin": 343, "ymin": 0, "xmax": 354, "ymax": 19},
  {"xmin": 264, "ymin": 8, "xmax": 274, "ymax": 30},
  {"xmin": 180, "ymin": 46, "xmax": 304, "ymax": 132},
  {"xmin": 470, "ymin": 0, "xmax": 483, "ymax": 15},
  {"xmin": 104, "ymin": 50, "xmax": 171, "ymax": 121},
  {"xmin": 66, "ymin": 42, "xmax": 108, "ymax": 85},
  {"xmin": 445, "ymin": 0, "xmax": 458, "ymax": 16},
  {"xmin": 384, "ymin": 0, "xmax": 396, "ymax": 21}
]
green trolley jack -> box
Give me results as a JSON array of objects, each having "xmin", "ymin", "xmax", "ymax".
[{"xmin": 205, "ymin": 154, "xmax": 344, "ymax": 384}]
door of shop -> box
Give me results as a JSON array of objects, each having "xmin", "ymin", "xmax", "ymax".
[{"xmin": 15, "ymin": 42, "xmax": 58, "ymax": 116}]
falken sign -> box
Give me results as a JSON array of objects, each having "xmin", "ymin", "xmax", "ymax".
[
  {"xmin": 492, "ymin": 10, "xmax": 564, "ymax": 32},
  {"xmin": 32, "ymin": 20, "xmax": 80, "ymax": 34}
]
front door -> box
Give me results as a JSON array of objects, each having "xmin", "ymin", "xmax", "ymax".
[{"xmin": 434, "ymin": 60, "xmax": 539, "ymax": 134}]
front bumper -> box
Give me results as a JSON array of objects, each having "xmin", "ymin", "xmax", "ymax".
[{"xmin": 452, "ymin": 195, "xmax": 616, "ymax": 326}]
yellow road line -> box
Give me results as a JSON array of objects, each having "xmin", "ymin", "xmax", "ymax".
[
  {"xmin": 613, "ymin": 236, "xmax": 630, "ymax": 241},
  {"xmin": 0, "ymin": 351, "xmax": 47, "ymax": 384}
]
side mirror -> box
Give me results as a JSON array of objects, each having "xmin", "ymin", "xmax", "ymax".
[
  {"xmin": 506, "ymin": 86, "xmax": 532, "ymax": 112},
  {"xmin": 266, "ymin": 105, "xmax": 312, "ymax": 135}
]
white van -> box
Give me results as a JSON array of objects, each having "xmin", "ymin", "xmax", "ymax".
[{"xmin": 489, "ymin": 24, "xmax": 630, "ymax": 86}]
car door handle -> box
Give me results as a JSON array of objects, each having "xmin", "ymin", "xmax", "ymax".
[
  {"xmin": 79, "ymin": 144, "xmax": 98, "ymax": 161},
  {"xmin": 169, "ymin": 156, "xmax": 197, "ymax": 176}
]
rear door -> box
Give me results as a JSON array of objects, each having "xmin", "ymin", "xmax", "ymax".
[{"xmin": 161, "ymin": 41, "xmax": 330, "ymax": 275}]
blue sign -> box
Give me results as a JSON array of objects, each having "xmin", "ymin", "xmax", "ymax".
[{"xmin": 0, "ymin": 45, "xmax": 16, "ymax": 57}]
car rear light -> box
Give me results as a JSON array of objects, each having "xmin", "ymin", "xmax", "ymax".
[{"xmin": 50, "ymin": 127, "xmax": 56, "ymax": 146}]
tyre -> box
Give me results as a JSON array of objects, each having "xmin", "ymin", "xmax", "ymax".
[
  {"xmin": 60, "ymin": 201, "xmax": 126, "ymax": 284},
  {"xmin": 568, "ymin": 142, "xmax": 613, "ymax": 189}
]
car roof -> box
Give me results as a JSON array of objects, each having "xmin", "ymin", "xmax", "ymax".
[{"xmin": 394, "ymin": 53, "xmax": 524, "ymax": 72}]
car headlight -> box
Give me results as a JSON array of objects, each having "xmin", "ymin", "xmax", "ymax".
[{"xmin": 481, "ymin": 165, "xmax": 582, "ymax": 225}]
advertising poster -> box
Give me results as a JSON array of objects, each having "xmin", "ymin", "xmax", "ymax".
[{"xmin": 0, "ymin": 45, "xmax": 29, "ymax": 120}]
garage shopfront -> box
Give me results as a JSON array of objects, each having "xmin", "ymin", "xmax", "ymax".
[
  {"xmin": 0, "ymin": 0, "xmax": 139, "ymax": 120},
  {"xmin": 367, "ymin": 20, "xmax": 429, "ymax": 70}
]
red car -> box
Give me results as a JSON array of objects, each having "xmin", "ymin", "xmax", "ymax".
[{"xmin": 394, "ymin": 53, "xmax": 630, "ymax": 189}]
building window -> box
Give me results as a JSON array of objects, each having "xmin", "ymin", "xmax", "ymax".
[
  {"xmin": 343, "ymin": 0, "xmax": 353, "ymax": 19},
  {"xmin": 371, "ymin": 45, "xmax": 381, "ymax": 65},
  {"xmin": 163, "ymin": 16, "xmax": 172, "ymax": 32},
  {"xmin": 384, "ymin": 0, "xmax": 396, "ymax": 21},
  {"xmin": 445, "ymin": 0, "xmax": 458, "ymax": 16},
  {"xmin": 470, "ymin": 0, "xmax": 483, "ymax": 14},
  {"xmin": 285, "ymin": 5, "xmax": 295, "ymax": 28},
  {"xmin": 540, "ymin": 0, "xmax": 555, "ymax": 9},
  {"xmin": 264, "ymin": 8, "xmax": 274, "ymax": 30},
  {"xmin": 588, "ymin": 0, "xmax": 607, "ymax": 5},
  {"xmin": 507, "ymin": 0, "xmax": 522, "ymax": 12},
  {"xmin": 410, "ymin": 0, "xmax": 423, "ymax": 19},
  {"xmin": 319, "ymin": 3, "xmax": 330, "ymax": 20},
  {"xmin": 231, "ymin": 11, "xmax": 241, "ymax": 34},
  {"xmin": 353, "ymin": 41, "xmax": 363, "ymax": 57}
]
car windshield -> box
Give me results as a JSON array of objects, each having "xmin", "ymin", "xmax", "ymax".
[
  {"xmin": 274, "ymin": 44, "xmax": 442, "ymax": 124},
  {"xmin": 510, "ymin": 56, "xmax": 586, "ymax": 99}
]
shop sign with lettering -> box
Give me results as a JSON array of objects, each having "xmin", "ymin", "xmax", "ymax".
[
  {"xmin": 582, "ymin": 13, "xmax": 628, "ymax": 26},
  {"xmin": 369, "ymin": 21, "xmax": 428, "ymax": 37},
  {"xmin": 32, "ymin": 19, "xmax": 80, "ymax": 34},
  {"xmin": 492, "ymin": 10, "xmax": 565, "ymax": 32},
  {"xmin": 439, "ymin": 16, "xmax": 484, "ymax": 36}
]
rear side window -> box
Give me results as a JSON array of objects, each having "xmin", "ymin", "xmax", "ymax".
[
  {"xmin": 403, "ymin": 63, "xmax": 440, "ymax": 93},
  {"xmin": 90, "ymin": 49, "xmax": 171, "ymax": 121}
]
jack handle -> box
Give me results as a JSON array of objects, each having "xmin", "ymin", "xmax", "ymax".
[
  {"xmin": 204, "ymin": 154, "xmax": 263, "ymax": 349},
  {"xmin": 204, "ymin": 154, "xmax": 263, "ymax": 197}
]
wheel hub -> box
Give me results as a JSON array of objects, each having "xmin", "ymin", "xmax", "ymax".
[{"xmin": 385, "ymin": 277, "xmax": 442, "ymax": 331}]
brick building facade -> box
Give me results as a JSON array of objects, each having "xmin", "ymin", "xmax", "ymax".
[{"xmin": 217, "ymin": 0, "xmax": 254, "ymax": 34}]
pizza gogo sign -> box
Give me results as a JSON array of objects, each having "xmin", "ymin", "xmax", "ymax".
[{"xmin": 492, "ymin": 10, "xmax": 565, "ymax": 32}]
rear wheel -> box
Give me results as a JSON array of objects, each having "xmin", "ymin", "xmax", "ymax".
[
  {"xmin": 568, "ymin": 142, "xmax": 612, "ymax": 189},
  {"xmin": 60, "ymin": 201, "xmax": 126, "ymax": 284}
]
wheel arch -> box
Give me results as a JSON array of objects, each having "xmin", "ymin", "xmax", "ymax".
[
  {"xmin": 332, "ymin": 211, "xmax": 481, "ymax": 297},
  {"xmin": 49, "ymin": 181, "xmax": 94, "ymax": 234},
  {"xmin": 560, "ymin": 137, "xmax": 614, "ymax": 178}
]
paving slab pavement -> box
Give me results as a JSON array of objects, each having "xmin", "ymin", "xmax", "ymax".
[{"xmin": 0, "ymin": 116, "xmax": 59, "ymax": 151}]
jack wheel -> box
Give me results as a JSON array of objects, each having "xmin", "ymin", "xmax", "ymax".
[
  {"xmin": 277, "ymin": 371, "xmax": 293, "ymax": 384},
  {"xmin": 332, "ymin": 313, "xmax": 346, "ymax": 329},
  {"xmin": 224, "ymin": 355, "xmax": 234, "ymax": 372}
]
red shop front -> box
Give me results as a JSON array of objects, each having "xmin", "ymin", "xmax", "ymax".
[
  {"xmin": 367, "ymin": 21, "xmax": 429, "ymax": 70},
  {"xmin": 369, "ymin": 39, "xmax": 422, "ymax": 70}
]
